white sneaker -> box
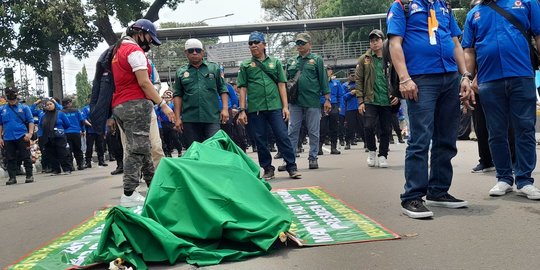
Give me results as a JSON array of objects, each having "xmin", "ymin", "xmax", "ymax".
[
  {"xmin": 120, "ymin": 191, "xmax": 146, "ymax": 207},
  {"xmin": 489, "ymin": 182, "xmax": 513, "ymax": 196},
  {"xmin": 516, "ymin": 185, "xmax": 540, "ymax": 200},
  {"xmin": 367, "ymin": 151, "xmax": 376, "ymax": 167},
  {"xmin": 378, "ymin": 156, "xmax": 388, "ymax": 168}
]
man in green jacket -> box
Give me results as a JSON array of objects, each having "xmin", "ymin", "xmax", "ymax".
[
  {"xmin": 236, "ymin": 31, "xmax": 301, "ymax": 180},
  {"xmin": 355, "ymin": 29, "xmax": 399, "ymax": 168},
  {"xmin": 173, "ymin": 38, "xmax": 229, "ymax": 148},
  {"xmin": 285, "ymin": 33, "xmax": 331, "ymax": 170}
]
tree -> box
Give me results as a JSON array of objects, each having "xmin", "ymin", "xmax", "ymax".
[
  {"xmin": 75, "ymin": 65, "xmax": 92, "ymax": 108},
  {"xmin": 89, "ymin": 0, "xmax": 189, "ymax": 46},
  {"xmin": 2, "ymin": 0, "xmax": 100, "ymax": 100}
]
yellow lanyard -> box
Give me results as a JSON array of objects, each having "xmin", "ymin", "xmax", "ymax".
[{"xmin": 427, "ymin": 0, "xmax": 439, "ymax": 45}]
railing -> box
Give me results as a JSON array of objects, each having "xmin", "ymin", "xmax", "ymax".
[{"xmin": 151, "ymin": 41, "xmax": 371, "ymax": 77}]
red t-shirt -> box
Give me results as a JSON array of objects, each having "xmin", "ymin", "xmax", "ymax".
[{"xmin": 111, "ymin": 39, "xmax": 151, "ymax": 108}]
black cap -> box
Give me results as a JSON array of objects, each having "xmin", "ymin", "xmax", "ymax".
[{"xmin": 62, "ymin": 98, "xmax": 72, "ymax": 106}]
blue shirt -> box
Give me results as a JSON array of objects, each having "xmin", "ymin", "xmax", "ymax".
[
  {"xmin": 157, "ymin": 103, "xmax": 175, "ymax": 124},
  {"xmin": 0, "ymin": 103, "xmax": 34, "ymax": 141},
  {"xmin": 81, "ymin": 105, "xmax": 95, "ymax": 133},
  {"xmin": 387, "ymin": 0, "xmax": 462, "ymax": 76},
  {"xmin": 321, "ymin": 79, "xmax": 344, "ymax": 105},
  {"xmin": 218, "ymin": 84, "xmax": 239, "ymax": 110},
  {"xmin": 38, "ymin": 111, "xmax": 71, "ymax": 133},
  {"xmin": 62, "ymin": 109, "xmax": 84, "ymax": 134},
  {"xmin": 342, "ymin": 81, "xmax": 360, "ymax": 112},
  {"xmin": 462, "ymin": 0, "xmax": 540, "ymax": 83}
]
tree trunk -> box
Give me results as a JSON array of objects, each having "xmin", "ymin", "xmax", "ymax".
[
  {"xmin": 50, "ymin": 44, "xmax": 64, "ymax": 100},
  {"xmin": 144, "ymin": 0, "xmax": 168, "ymax": 22},
  {"xmin": 94, "ymin": 1, "xmax": 119, "ymax": 46}
]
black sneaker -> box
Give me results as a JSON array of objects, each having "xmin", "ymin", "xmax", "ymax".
[
  {"xmin": 277, "ymin": 164, "xmax": 287, "ymax": 172},
  {"xmin": 309, "ymin": 159, "xmax": 318, "ymax": 169},
  {"xmin": 401, "ymin": 199, "xmax": 433, "ymax": 219},
  {"xmin": 318, "ymin": 149, "xmax": 324, "ymax": 155},
  {"xmin": 330, "ymin": 148, "xmax": 341, "ymax": 155},
  {"xmin": 262, "ymin": 167, "xmax": 275, "ymax": 180},
  {"xmin": 471, "ymin": 163, "xmax": 495, "ymax": 173},
  {"xmin": 426, "ymin": 194, "xmax": 468, "ymax": 208},
  {"xmin": 25, "ymin": 176, "xmax": 34, "ymax": 183},
  {"xmin": 110, "ymin": 168, "xmax": 124, "ymax": 175},
  {"xmin": 288, "ymin": 170, "xmax": 302, "ymax": 179},
  {"xmin": 98, "ymin": 163, "xmax": 108, "ymax": 167},
  {"xmin": 6, "ymin": 178, "xmax": 16, "ymax": 185},
  {"xmin": 344, "ymin": 143, "xmax": 351, "ymax": 150},
  {"xmin": 274, "ymin": 152, "xmax": 282, "ymax": 159}
]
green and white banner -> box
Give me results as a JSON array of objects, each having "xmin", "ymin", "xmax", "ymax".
[{"xmin": 273, "ymin": 186, "xmax": 400, "ymax": 246}]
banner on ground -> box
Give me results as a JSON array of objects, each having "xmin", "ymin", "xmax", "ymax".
[{"xmin": 273, "ymin": 186, "xmax": 400, "ymax": 246}]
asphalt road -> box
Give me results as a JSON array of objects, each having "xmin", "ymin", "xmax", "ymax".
[{"xmin": 1, "ymin": 140, "xmax": 539, "ymax": 269}]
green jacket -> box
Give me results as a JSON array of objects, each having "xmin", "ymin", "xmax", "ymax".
[
  {"xmin": 173, "ymin": 60, "xmax": 227, "ymax": 124},
  {"xmin": 286, "ymin": 53, "xmax": 329, "ymax": 108},
  {"xmin": 354, "ymin": 49, "xmax": 390, "ymax": 105}
]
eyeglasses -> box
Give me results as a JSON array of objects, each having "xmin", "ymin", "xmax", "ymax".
[
  {"xmin": 295, "ymin": 40, "xmax": 307, "ymax": 46},
  {"xmin": 186, "ymin": 48, "xmax": 203, "ymax": 54},
  {"xmin": 248, "ymin": 40, "xmax": 261, "ymax": 46}
]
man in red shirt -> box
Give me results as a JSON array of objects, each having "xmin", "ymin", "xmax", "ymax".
[{"xmin": 111, "ymin": 19, "xmax": 174, "ymax": 207}]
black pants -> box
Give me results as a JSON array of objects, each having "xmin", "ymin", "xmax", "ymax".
[
  {"xmin": 44, "ymin": 136, "xmax": 72, "ymax": 173},
  {"xmin": 345, "ymin": 110, "xmax": 363, "ymax": 143},
  {"xmin": 66, "ymin": 133, "xmax": 83, "ymax": 168},
  {"xmin": 183, "ymin": 122, "xmax": 220, "ymax": 149},
  {"xmin": 390, "ymin": 113, "xmax": 403, "ymax": 141},
  {"xmin": 364, "ymin": 104, "xmax": 392, "ymax": 157},
  {"xmin": 85, "ymin": 132, "xmax": 105, "ymax": 164},
  {"xmin": 320, "ymin": 104, "xmax": 339, "ymax": 145},
  {"xmin": 4, "ymin": 137, "xmax": 32, "ymax": 178},
  {"xmin": 162, "ymin": 122, "xmax": 182, "ymax": 156},
  {"xmin": 106, "ymin": 129, "xmax": 123, "ymax": 169}
]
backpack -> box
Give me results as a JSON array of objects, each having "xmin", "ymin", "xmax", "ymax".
[
  {"xmin": 382, "ymin": 0, "xmax": 452, "ymax": 100},
  {"xmin": 89, "ymin": 45, "xmax": 116, "ymax": 135}
]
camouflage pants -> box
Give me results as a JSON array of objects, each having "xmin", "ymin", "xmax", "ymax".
[{"xmin": 113, "ymin": 99, "xmax": 154, "ymax": 193}]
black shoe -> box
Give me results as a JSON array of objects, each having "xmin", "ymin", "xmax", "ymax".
[
  {"xmin": 288, "ymin": 170, "xmax": 302, "ymax": 179},
  {"xmin": 330, "ymin": 148, "xmax": 341, "ymax": 155},
  {"xmin": 110, "ymin": 168, "xmax": 124, "ymax": 175},
  {"xmin": 345, "ymin": 143, "xmax": 351, "ymax": 150},
  {"xmin": 98, "ymin": 163, "xmax": 108, "ymax": 167},
  {"xmin": 25, "ymin": 176, "xmax": 34, "ymax": 183},
  {"xmin": 401, "ymin": 199, "xmax": 433, "ymax": 219},
  {"xmin": 295, "ymin": 153, "xmax": 300, "ymax": 157},
  {"xmin": 351, "ymin": 141, "xmax": 358, "ymax": 145},
  {"xmin": 426, "ymin": 194, "xmax": 468, "ymax": 208},
  {"xmin": 296, "ymin": 147, "xmax": 303, "ymax": 153},
  {"xmin": 390, "ymin": 139, "xmax": 395, "ymax": 144},
  {"xmin": 274, "ymin": 152, "xmax": 282, "ymax": 159},
  {"xmin": 77, "ymin": 164, "xmax": 85, "ymax": 170},
  {"xmin": 262, "ymin": 167, "xmax": 275, "ymax": 180},
  {"xmin": 6, "ymin": 178, "xmax": 16, "ymax": 185},
  {"xmin": 309, "ymin": 159, "xmax": 318, "ymax": 169},
  {"xmin": 85, "ymin": 162, "xmax": 92, "ymax": 169},
  {"xmin": 109, "ymin": 157, "xmax": 116, "ymax": 162},
  {"xmin": 277, "ymin": 164, "xmax": 287, "ymax": 172},
  {"xmin": 339, "ymin": 140, "xmax": 345, "ymax": 146},
  {"xmin": 398, "ymin": 139, "xmax": 405, "ymax": 143},
  {"xmin": 318, "ymin": 148, "xmax": 324, "ymax": 155}
]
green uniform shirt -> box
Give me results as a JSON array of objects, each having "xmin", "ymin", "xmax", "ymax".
[
  {"xmin": 370, "ymin": 56, "xmax": 390, "ymax": 106},
  {"xmin": 237, "ymin": 56, "xmax": 287, "ymax": 113},
  {"xmin": 173, "ymin": 60, "xmax": 228, "ymax": 123},
  {"xmin": 286, "ymin": 53, "xmax": 330, "ymax": 108}
]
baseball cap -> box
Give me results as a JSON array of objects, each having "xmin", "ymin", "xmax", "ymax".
[
  {"xmin": 295, "ymin": 32, "xmax": 311, "ymax": 43},
  {"xmin": 185, "ymin": 38, "xmax": 203, "ymax": 50},
  {"xmin": 131, "ymin": 19, "xmax": 161, "ymax": 46},
  {"xmin": 248, "ymin": 31, "xmax": 265, "ymax": 43},
  {"xmin": 369, "ymin": 29, "xmax": 384, "ymax": 39}
]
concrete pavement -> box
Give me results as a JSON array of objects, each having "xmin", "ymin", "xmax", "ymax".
[{"xmin": 1, "ymin": 140, "xmax": 539, "ymax": 269}]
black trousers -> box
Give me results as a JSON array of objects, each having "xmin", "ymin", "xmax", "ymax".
[
  {"xmin": 320, "ymin": 104, "xmax": 340, "ymax": 145},
  {"xmin": 66, "ymin": 133, "xmax": 83, "ymax": 168},
  {"xmin": 364, "ymin": 104, "xmax": 392, "ymax": 157},
  {"xmin": 390, "ymin": 113, "xmax": 403, "ymax": 141},
  {"xmin": 4, "ymin": 137, "xmax": 32, "ymax": 178},
  {"xmin": 183, "ymin": 122, "xmax": 220, "ymax": 149},
  {"xmin": 44, "ymin": 136, "xmax": 72, "ymax": 173},
  {"xmin": 161, "ymin": 122, "xmax": 182, "ymax": 156},
  {"xmin": 106, "ymin": 129, "xmax": 123, "ymax": 169},
  {"xmin": 345, "ymin": 110, "xmax": 363, "ymax": 143},
  {"xmin": 85, "ymin": 132, "xmax": 105, "ymax": 164}
]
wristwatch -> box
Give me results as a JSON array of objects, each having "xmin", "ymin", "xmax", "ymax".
[
  {"xmin": 462, "ymin": 72, "xmax": 473, "ymax": 81},
  {"xmin": 238, "ymin": 107, "xmax": 246, "ymax": 113}
]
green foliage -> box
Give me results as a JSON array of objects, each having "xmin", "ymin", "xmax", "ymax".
[{"xmin": 75, "ymin": 65, "xmax": 92, "ymax": 108}]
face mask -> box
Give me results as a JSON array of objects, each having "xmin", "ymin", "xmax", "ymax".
[
  {"xmin": 137, "ymin": 35, "xmax": 151, "ymax": 52},
  {"xmin": 6, "ymin": 94, "xmax": 17, "ymax": 101}
]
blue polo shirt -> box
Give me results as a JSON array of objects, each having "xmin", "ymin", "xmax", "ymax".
[
  {"xmin": 0, "ymin": 103, "xmax": 34, "ymax": 141},
  {"xmin": 462, "ymin": 0, "xmax": 540, "ymax": 84},
  {"xmin": 62, "ymin": 109, "xmax": 84, "ymax": 134},
  {"xmin": 38, "ymin": 110, "xmax": 71, "ymax": 132},
  {"xmin": 320, "ymin": 79, "xmax": 344, "ymax": 105},
  {"xmin": 387, "ymin": 0, "xmax": 462, "ymax": 76},
  {"xmin": 342, "ymin": 81, "xmax": 359, "ymax": 112}
]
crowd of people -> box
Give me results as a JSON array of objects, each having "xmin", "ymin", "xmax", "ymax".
[{"xmin": 2, "ymin": 0, "xmax": 540, "ymax": 216}]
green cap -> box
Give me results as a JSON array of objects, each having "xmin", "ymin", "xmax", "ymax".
[{"xmin": 295, "ymin": 32, "xmax": 311, "ymax": 43}]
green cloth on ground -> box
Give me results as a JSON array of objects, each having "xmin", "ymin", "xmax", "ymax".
[{"xmin": 86, "ymin": 131, "xmax": 290, "ymax": 269}]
